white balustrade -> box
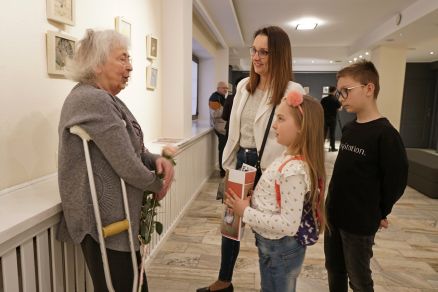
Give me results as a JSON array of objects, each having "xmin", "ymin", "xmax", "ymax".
[{"xmin": 0, "ymin": 128, "xmax": 216, "ymax": 292}]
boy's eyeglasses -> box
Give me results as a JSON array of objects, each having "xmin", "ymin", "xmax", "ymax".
[
  {"xmin": 335, "ymin": 84, "xmax": 366, "ymax": 100},
  {"xmin": 249, "ymin": 47, "xmax": 269, "ymax": 58}
]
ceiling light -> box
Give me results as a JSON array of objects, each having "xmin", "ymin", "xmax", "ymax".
[
  {"xmin": 430, "ymin": 51, "xmax": 435, "ymax": 55},
  {"xmin": 311, "ymin": 60, "xmax": 315, "ymax": 63},
  {"xmin": 349, "ymin": 60, "xmax": 353, "ymax": 63},
  {"xmin": 329, "ymin": 60, "xmax": 333, "ymax": 64},
  {"xmin": 289, "ymin": 17, "xmax": 323, "ymax": 30},
  {"xmin": 354, "ymin": 57, "xmax": 357, "ymax": 61},
  {"xmin": 359, "ymin": 55, "xmax": 363, "ymax": 58},
  {"xmin": 296, "ymin": 23, "xmax": 317, "ymax": 30},
  {"xmin": 365, "ymin": 52, "xmax": 369, "ymax": 55}
]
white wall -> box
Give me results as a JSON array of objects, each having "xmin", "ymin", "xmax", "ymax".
[
  {"xmin": 0, "ymin": 0, "xmax": 163, "ymax": 190},
  {"xmin": 371, "ymin": 45, "xmax": 407, "ymax": 130}
]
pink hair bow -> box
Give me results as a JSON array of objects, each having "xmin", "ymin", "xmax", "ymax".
[{"xmin": 285, "ymin": 91, "xmax": 304, "ymax": 115}]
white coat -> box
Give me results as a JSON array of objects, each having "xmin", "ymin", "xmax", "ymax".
[{"xmin": 222, "ymin": 77, "xmax": 305, "ymax": 171}]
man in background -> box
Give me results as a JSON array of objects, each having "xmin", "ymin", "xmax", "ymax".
[
  {"xmin": 321, "ymin": 86, "xmax": 342, "ymax": 151},
  {"xmin": 209, "ymin": 81, "xmax": 228, "ymax": 177}
]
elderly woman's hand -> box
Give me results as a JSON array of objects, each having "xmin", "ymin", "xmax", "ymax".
[{"xmin": 154, "ymin": 157, "xmax": 175, "ymax": 200}]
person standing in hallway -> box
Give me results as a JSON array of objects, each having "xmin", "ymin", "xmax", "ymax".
[
  {"xmin": 209, "ymin": 81, "xmax": 228, "ymax": 177},
  {"xmin": 197, "ymin": 25, "xmax": 305, "ymax": 292},
  {"xmin": 321, "ymin": 86, "xmax": 341, "ymax": 151},
  {"xmin": 225, "ymin": 92, "xmax": 326, "ymax": 292},
  {"xmin": 324, "ymin": 60, "xmax": 408, "ymax": 292},
  {"xmin": 57, "ymin": 29, "xmax": 174, "ymax": 292}
]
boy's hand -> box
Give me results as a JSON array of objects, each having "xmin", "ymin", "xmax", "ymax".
[
  {"xmin": 224, "ymin": 188, "xmax": 250, "ymax": 217},
  {"xmin": 379, "ymin": 218, "xmax": 389, "ymax": 229}
]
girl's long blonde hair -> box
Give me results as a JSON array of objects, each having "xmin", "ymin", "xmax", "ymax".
[{"xmin": 287, "ymin": 95, "xmax": 326, "ymax": 233}]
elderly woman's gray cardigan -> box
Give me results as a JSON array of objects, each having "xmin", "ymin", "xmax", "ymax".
[{"xmin": 57, "ymin": 83, "xmax": 163, "ymax": 252}]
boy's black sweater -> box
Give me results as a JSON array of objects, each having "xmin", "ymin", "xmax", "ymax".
[{"xmin": 326, "ymin": 118, "xmax": 408, "ymax": 235}]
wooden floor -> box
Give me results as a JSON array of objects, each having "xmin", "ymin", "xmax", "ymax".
[{"xmin": 147, "ymin": 150, "xmax": 438, "ymax": 292}]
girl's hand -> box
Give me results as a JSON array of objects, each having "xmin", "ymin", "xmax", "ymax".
[{"xmin": 224, "ymin": 188, "xmax": 250, "ymax": 217}]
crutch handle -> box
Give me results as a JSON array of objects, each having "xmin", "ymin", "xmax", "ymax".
[
  {"xmin": 70, "ymin": 125, "xmax": 91, "ymax": 141},
  {"xmin": 102, "ymin": 219, "xmax": 130, "ymax": 238}
]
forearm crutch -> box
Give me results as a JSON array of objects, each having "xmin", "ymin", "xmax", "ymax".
[{"xmin": 70, "ymin": 125, "xmax": 138, "ymax": 292}]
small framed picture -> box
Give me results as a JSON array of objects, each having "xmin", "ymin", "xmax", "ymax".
[
  {"xmin": 323, "ymin": 86, "xmax": 329, "ymax": 94},
  {"xmin": 115, "ymin": 17, "xmax": 131, "ymax": 41},
  {"xmin": 146, "ymin": 35, "xmax": 158, "ymax": 60},
  {"xmin": 146, "ymin": 66, "xmax": 158, "ymax": 90},
  {"xmin": 46, "ymin": 0, "xmax": 75, "ymax": 25},
  {"xmin": 46, "ymin": 31, "xmax": 76, "ymax": 76},
  {"xmin": 304, "ymin": 86, "xmax": 310, "ymax": 94}
]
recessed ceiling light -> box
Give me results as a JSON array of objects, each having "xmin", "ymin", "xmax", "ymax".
[
  {"xmin": 296, "ymin": 23, "xmax": 318, "ymax": 30},
  {"xmin": 289, "ymin": 17, "xmax": 323, "ymax": 30},
  {"xmin": 430, "ymin": 51, "xmax": 435, "ymax": 55},
  {"xmin": 365, "ymin": 52, "xmax": 369, "ymax": 55},
  {"xmin": 329, "ymin": 60, "xmax": 333, "ymax": 64},
  {"xmin": 359, "ymin": 55, "xmax": 363, "ymax": 58},
  {"xmin": 311, "ymin": 60, "xmax": 315, "ymax": 63},
  {"xmin": 349, "ymin": 60, "xmax": 353, "ymax": 63},
  {"xmin": 354, "ymin": 57, "xmax": 357, "ymax": 61}
]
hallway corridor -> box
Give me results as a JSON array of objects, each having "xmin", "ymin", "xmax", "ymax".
[{"xmin": 147, "ymin": 152, "xmax": 438, "ymax": 292}]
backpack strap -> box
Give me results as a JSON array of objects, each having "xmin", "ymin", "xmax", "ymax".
[
  {"xmin": 274, "ymin": 155, "xmax": 323, "ymax": 225},
  {"xmin": 274, "ymin": 155, "xmax": 304, "ymax": 207}
]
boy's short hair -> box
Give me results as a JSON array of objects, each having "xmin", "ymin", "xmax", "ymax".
[{"xmin": 336, "ymin": 60, "xmax": 380, "ymax": 98}]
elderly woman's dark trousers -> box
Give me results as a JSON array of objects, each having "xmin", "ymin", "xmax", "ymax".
[{"xmin": 81, "ymin": 235, "xmax": 148, "ymax": 292}]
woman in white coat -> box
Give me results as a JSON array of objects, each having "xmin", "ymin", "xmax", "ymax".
[{"xmin": 197, "ymin": 26, "xmax": 305, "ymax": 292}]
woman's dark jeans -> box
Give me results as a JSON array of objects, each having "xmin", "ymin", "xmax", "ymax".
[
  {"xmin": 218, "ymin": 147, "xmax": 259, "ymax": 282},
  {"xmin": 324, "ymin": 226, "xmax": 375, "ymax": 292}
]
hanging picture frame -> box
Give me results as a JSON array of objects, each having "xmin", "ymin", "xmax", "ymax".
[
  {"xmin": 46, "ymin": 0, "xmax": 75, "ymax": 25},
  {"xmin": 46, "ymin": 31, "xmax": 76, "ymax": 76},
  {"xmin": 146, "ymin": 35, "xmax": 158, "ymax": 60},
  {"xmin": 115, "ymin": 17, "xmax": 131, "ymax": 42},
  {"xmin": 146, "ymin": 66, "xmax": 158, "ymax": 90}
]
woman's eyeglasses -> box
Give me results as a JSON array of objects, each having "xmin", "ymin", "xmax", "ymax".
[
  {"xmin": 335, "ymin": 84, "xmax": 366, "ymax": 100},
  {"xmin": 249, "ymin": 47, "xmax": 269, "ymax": 58}
]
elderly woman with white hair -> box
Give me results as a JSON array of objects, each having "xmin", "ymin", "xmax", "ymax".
[{"xmin": 57, "ymin": 29, "xmax": 174, "ymax": 291}]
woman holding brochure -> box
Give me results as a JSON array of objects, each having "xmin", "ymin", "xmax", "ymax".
[{"xmin": 197, "ymin": 25, "xmax": 304, "ymax": 292}]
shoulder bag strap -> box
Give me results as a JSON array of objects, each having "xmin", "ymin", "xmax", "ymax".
[{"xmin": 257, "ymin": 105, "xmax": 276, "ymax": 167}]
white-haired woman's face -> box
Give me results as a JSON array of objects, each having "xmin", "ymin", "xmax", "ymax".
[{"xmin": 95, "ymin": 45, "xmax": 132, "ymax": 96}]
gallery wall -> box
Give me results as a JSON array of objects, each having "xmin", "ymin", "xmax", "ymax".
[{"xmin": 0, "ymin": 0, "xmax": 163, "ymax": 191}]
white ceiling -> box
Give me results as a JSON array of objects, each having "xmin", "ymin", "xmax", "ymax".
[{"xmin": 194, "ymin": 0, "xmax": 438, "ymax": 71}]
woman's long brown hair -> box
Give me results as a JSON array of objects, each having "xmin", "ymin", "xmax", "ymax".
[{"xmin": 246, "ymin": 26, "xmax": 293, "ymax": 105}]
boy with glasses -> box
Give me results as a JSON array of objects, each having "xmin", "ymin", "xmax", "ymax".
[{"xmin": 324, "ymin": 60, "xmax": 408, "ymax": 292}]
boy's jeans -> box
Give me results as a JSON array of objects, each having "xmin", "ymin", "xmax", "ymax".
[
  {"xmin": 324, "ymin": 226, "xmax": 375, "ymax": 292},
  {"xmin": 255, "ymin": 233, "xmax": 306, "ymax": 292}
]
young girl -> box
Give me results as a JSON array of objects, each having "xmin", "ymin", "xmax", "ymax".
[{"xmin": 225, "ymin": 91, "xmax": 326, "ymax": 292}]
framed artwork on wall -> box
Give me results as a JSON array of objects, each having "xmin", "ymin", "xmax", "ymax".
[
  {"xmin": 46, "ymin": 0, "xmax": 75, "ymax": 25},
  {"xmin": 115, "ymin": 17, "xmax": 131, "ymax": 41},
  {"xmin": 146, "ymin": 66, "xmax": 158, "ymax": 90},
  {"xmin": 304, "ymin": 86, "xmax": 310, "ymax": 94},
  {"xmin": 322, "ymin": 86, "xmax": 329, "ymax": 94},
  {"xmin": 146, "ymin": 35, "xmax": 158, "ymax": 60},
  {"xmin": 46, "ymin": 31, "xmax": 76, "ymax": 76}
]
